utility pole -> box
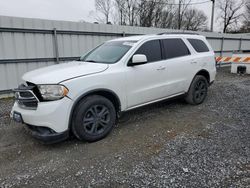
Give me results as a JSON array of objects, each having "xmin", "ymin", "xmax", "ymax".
[
  {"xmin": 210, "ymin": 0, "xmax": 215, "ymax": 32},
  {"xmin": 178, "ymin": 0, "xmax": 181, "ymax": 29}
]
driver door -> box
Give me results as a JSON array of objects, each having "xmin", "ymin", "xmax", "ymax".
[{"xmin": 125, "ymin": 40, "xmax": 168, "ymax": 109}]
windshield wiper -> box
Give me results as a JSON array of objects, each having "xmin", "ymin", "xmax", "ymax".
[{"xmin": 85, "ymin": 60, "xmax": 98, "ymax": 63}]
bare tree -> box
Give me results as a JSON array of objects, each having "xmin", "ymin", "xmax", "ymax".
[
  {"xmin": 159, "ymin": 6, "xmax": 176, "ymax": 29},
  {"xmin": 126, "ymin": 0, "xmax": 139, "ymax": 26},
  {"xmin": 156, "ymin": 0, "xmax": 194, "ymax": 30},
  {"xmin": 183, "ymin": 8, "xmax": 208, "ymax": 31},
  {"xmin": 95, "ymin": 0, "xmax": 112, "ymax": 23},
  {"xmin": 113, "ymin": 0, "xmax": 139, "ymax": 26},
  {"xmin": 138, "ymin": 0, "xmax": 175, "ymax": 28},
  {"xmin": 217, "ymin": 0, "xmax": 244, "ymax": 33},
  {"xmin": 246, "ymin": 0, "xmax": 250, "ymax": 17},
  {"xmin": 139, "ymin": 0, "xmax": 162, "ymax": 27},
  {"xmin": 240, "ymin": 0, "xmax": 250, "ymax": 32},
  {"xmin": 98, "ymin": 0, "xmax": 208, "ymax": 31},
  {"xmin": 114, "ymin": 0, "xmax": 126, "ymax": 25},
  {"xmin": 177, "ymin": 0, "xmax": 191, "ymax": 29}
]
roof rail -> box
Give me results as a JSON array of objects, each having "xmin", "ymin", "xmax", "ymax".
[{"xmin": 157, "ymin": 32, "xmax": 200, "ymax": 35}]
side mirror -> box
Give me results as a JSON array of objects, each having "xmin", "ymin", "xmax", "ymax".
[{"xmin": 131, "ymin": 54, "xmax": 147, "ymax": 65}]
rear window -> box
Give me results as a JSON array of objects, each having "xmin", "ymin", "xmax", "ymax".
[
  {"xmin": 188, "ymin": 38, "xmax": 210, "ymax": 53},
  {"xmin": 162, "ymin": 39, "xmax": 190, "ymax": 59}
]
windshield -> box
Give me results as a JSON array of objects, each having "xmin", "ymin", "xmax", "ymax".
[{"xmin": 80, "ymin": 41, "xmax": 137, "ymax": 64}]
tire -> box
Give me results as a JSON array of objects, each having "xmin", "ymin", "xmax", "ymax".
[
  {"xmin": 185, "ymin": 75, "xmax": 208, "ymax": 105},
  {"xmin": 72, "ymin": 95, "xmax": 116, "ymax": 142}
]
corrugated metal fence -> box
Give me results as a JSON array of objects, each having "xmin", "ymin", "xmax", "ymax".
[{"xmin": 1, "ymin": 16, "xmax": 250, "ymax": 94}]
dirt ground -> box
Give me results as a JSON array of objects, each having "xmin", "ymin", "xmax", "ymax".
[{"xmin": 0, "ymin": 67, "xmax": 250, "ymax": 188}]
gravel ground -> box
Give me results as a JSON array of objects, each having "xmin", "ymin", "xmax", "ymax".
[{"xmin": 0, "ymin": 67, "xmax": 249, "ymax": 188}]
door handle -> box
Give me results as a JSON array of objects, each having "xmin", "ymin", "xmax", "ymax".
[
  {"xmin": 191, "ymin": 61, "xmax": 197, "ymax": 64},
  {"xmin": 157, "ymin": 66, "xmax": 166, "ymax": 71}
]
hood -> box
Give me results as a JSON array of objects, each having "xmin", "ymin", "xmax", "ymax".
[{"xmin": 22, "ymin": 61, "xmax": 109, "ymax": 84}]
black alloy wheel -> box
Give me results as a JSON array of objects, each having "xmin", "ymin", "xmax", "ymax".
[
  {"xmin": 83, "ymin": 105, "xmax": 111, "ymax": 135},
  {"xmin": 72, "ymin": 95, "xmax": 116, "ymax": 142},
  {"xmin": 185, "ymin": 75, "xmax": 208, "ymax": 105}
]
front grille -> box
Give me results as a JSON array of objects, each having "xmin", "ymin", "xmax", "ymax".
[
  {"xmin": 19, "ymin": 91, "xmax": 34, "ymax": 98},
  {"xmin": 14, "ymin": 84, "xmax": 39, "ymax": 110}
]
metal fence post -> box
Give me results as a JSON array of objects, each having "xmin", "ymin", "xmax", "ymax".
[
  {"xmin": 239, "ymin": 37, "xmax": 242, "ymax": 52},
  {"xmin": 218, "ymin": 37, "xmax": 225, "ymax": 68},
  {"xmin": 53, "ymin": 28, "xmax": 59, "ymax": 64},
  {"xmin": 123, "ymin": 31, "xmax": 125, "ymax": 37},
  {"xmin": 220, "ymin": 37, "xmax": 224, "ymax": 57}
]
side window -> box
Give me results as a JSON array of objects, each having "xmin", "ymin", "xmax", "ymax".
[
  {"xmin": 135, "ymin": 40, "xmax": 162, "ymax": 63},
  {"xmin": 163, "ymin": 39, "xmax": 190, "ymax": 59},
  {"xmin": 188, "ymin": 38, "xmax": 210, "ymax": 53}
]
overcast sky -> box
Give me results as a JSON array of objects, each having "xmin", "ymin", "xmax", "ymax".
[{"xmin": 0, "ymin": 0, "xmax": 220, "ymax": 31}]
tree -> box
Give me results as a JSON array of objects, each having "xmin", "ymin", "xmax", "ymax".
[
  {"xmin": 159, "ymin": 7, "xmax": 176, "ymax": 29},
  {"xmin": 182, "ymin": 8, "xmax": 208, "ymax": 31},
  {"xmin": 139, "ymin": 0, "xmax": 167, "ymax": 27},
  {"xmin": 137, "ymin": 0, "xmax": 181, "ymax": 28},
  {"xmin": 94, "ymin": 0, "xmax": 208, "ymax": 31},
  {"xmin": 125, "ymin": 0, "xmax": 139, "ymax": 26},
  {"xmin": 240, "ymin": 0, "xmax": 250, "ymax": 32},
  {"xmin": 113, "ymin": 0, "xmax": 139, "ymax": 26},
  {"xmin": 217, "ymin": 0, "xmax": 244, "ymax": 33},
  {"xmin": 177, "ymin": 0, "xmax": 191, "ymax": 29},
  {"xmin": 114, "ymin": 0, "xmax": 126, "ymax": 25},
  {"xmin": 246, "ymin": 0, "xmax": 250, "ymax": 17},
  {"xmin": 95, "ymin": 0, "xmax": 112, "ymax": 24}
]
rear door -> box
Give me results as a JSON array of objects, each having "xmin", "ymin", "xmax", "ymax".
[
  {"xmin": 187, "ymin": 38, "xmax": 216, "ymax": 82},
  {"xmin": 161, "ymin": 38, "xmax": 196, "ymax": 95}
]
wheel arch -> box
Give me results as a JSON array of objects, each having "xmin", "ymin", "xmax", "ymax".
[
  {"xmin": 195, "ymin": 69, "xmax": 210, "ymax": 83},
  {"xmin": 68, "ymin": 89, "xmax": 121, "ymax": 130},
  {"xmin": 186, "ymin": 69, "xmax": 210, "ymax": 93}
]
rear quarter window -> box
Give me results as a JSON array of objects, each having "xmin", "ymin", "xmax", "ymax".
[{"xmin": 188, "ymin": 38, "xmax": 210, "ymax": 53}]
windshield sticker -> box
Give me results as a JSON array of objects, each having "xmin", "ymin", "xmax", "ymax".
[{"xmin": 123, "ymin": 42, "xmax": 135, "ymax": 46}]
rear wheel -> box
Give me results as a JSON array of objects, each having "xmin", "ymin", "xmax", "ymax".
[
  {"xmin": 72, "ymin": 95, "xmax": 116, "ymax": 142},
  {"xmin": 185, "ymin": 75, "xmax": 208, "ymax": 105}
]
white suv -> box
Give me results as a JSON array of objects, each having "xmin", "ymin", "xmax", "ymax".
[{"xmin": 11, "ymin": 33, "xmax": 216, "ymax": 143}]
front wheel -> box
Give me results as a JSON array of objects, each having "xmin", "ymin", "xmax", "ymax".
[
  {"xmin": 72, "ymin": 95, "xmax": 116, "ymax": 142},
  {"xmin": 185, "ymin": 75, "xmax": 208, "ymax": 105}
]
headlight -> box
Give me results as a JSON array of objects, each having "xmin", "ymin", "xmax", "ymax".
[{"xmin": 38, "ymin": 85, "xmax": 69, "ymax": 101}]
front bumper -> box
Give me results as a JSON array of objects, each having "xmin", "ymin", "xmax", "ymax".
[
  {"xmin": 26, "ymin": 124, "xmax": 69, "ymax": 144},
  {"xmin": 11, "ymin": 97, "xmax": 73, "ymax": 143}
]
